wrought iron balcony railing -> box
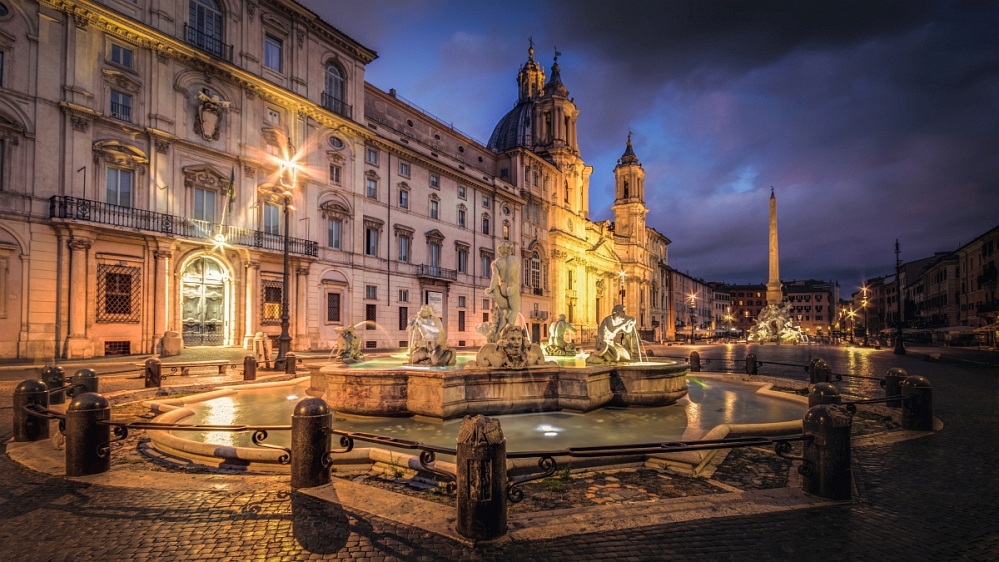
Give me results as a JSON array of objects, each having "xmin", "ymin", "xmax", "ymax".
[
  {"xmin": 184, "ymin": 24, "xmax": 233, "ymax": 62},
  {"xmin": 416, "ymin": 264, "xmax": 457, "ymax": 281},
  {"xmin": 529, "ymin": 310, "xmax": 549, "ymax": 320},
  {"xmin": 321, "ymin": 92, "xmax": 353, "ymax": 120},
  {"xmin": 110, "ymin": 101, "xmax": 131, "ymax": 122},
  {"xmin": 50, "ymin": 196, "xmax": 318, "ymax": 257}
]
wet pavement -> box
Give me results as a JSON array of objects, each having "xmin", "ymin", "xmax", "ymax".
[{"xmin": 1, "ymin": 344, "xmax": 997, "ymax": 561}]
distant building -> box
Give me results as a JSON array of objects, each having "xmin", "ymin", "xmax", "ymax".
[
  {"xmin": 727, "ymin": 284, "xmax": 767, "ymax": 335},
  {"xmin": 784, "ymin": 280, "xmax": 838, "ymax": 338}
]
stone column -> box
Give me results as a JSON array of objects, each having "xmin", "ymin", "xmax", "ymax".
[
  {"xmin": 66, "ymin": 239, "xmax": 92, "ymax": 358},
  {"xmin": 295, "ymin": 265, "xmax": 310, "ymax": 351},
  {"xmin": 243, "ymin": 260, "xmax": 259, "ymax": 349},
  {"xmin": 152, "ymin": 250, "xmax": 172, "ymax": 350}
]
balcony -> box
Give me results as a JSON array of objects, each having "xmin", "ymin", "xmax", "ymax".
[
  {"xmin": 532, "ymin": 287, "xmax": 545, "ymax": 296},
  {"xmin": 184, "ymin": 24, "xmax": 233, "ymax": 62},
  {"xmin": 110, "ymin": 101, "xmax": 131, "ymax": 122},
  {"xmin": 321, "ymin": 92, "xmax": 353, "ymax": 120},
  {"xmin": 416, "ymin": 264, "xmax": 457, "ymax": 281},
  {"xmin": 50, "ymin": 196, "xmax": 317, "ymax": 257},
  {"xmin": 529, "ymin": 310, "xmax": 549, "ymax": 320}
]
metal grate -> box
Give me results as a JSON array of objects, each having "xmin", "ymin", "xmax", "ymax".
[
  {"xmin": 97, "ymin": 264, "xmax": 141, "ymax": 323},
  {"xmin": 261, "ymin": 281, "xmax": 283, "ymax": 325},
  {"xmin": 104, "ymin": 341, "xmax": 131, "ymax": 356},
  {"xmin": 365, "ymin": 341, "xmax": 377, "ymax": 349}
]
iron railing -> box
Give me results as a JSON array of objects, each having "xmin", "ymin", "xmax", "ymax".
[
  {"xmin": 321, "ymin": 92, "xmax": 353, "ymax": 120},
  {"xmin": 184, "ymin": 24, "xmax": 233, "ymax": 61},
  {"xmin": 50, "ymin": 196, "xmax": 318, "ymax": 257},
  {"xmin": 109, "ymin": 101, "xmax": 131, "ymax": 122},
  {"xmin": 326, "ymin": 429, "xmax": 457, "ymax": 490},
  {"xmin": 416, "ymin": 264, "xmax": 457, "ymax": 281}
]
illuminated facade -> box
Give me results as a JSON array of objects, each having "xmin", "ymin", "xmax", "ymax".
[{"xmin": 0, "ymin": 0, "xmax": 672, "ymax": 359}]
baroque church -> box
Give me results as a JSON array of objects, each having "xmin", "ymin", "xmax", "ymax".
[{"xmin": 0, "ymin": 0, "xmax": 673, "ymax": 360}]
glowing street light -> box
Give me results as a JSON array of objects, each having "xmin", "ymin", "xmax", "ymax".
[
  {"xmin": 618, "ymin": 270, "xmax": 626, "ymax": 305},
  {"xmin": 273, "ymin": 150, "xmax": 300, "ymax": 370},
  {"xmin": 688, "ymin": 292, "xmax": 697, "ymax": 345}
]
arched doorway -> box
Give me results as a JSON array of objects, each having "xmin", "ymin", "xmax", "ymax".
[{"xmin": 181, "ymin": 256, "xmax": 228, "ymax": 346}]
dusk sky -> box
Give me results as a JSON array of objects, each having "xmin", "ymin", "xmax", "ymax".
[{"xmin": 304, "ymin": 0, "xmax": 998, "ymax": 289}]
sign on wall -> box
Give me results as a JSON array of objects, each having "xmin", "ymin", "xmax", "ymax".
[{"xmin": 427, "ymin": 291, "xmax": 444, "ymax": 317}]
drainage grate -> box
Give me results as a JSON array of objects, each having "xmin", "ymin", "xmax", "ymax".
[{"xmin": 104, "ymin": 341, "xmax": 131, "ymax": 356}]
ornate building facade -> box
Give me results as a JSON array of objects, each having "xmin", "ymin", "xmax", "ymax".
[{"xmin": 0, "ymin": 0, "xmax": 672, "ymax": 360}]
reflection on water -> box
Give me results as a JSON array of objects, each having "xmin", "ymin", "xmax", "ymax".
[{"xmin": 174, "ymin": 377, "xmax": 803, "ymax": 453}]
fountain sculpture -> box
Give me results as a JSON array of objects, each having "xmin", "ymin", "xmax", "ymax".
[
  {"xmin": 407, "ymin": 305, "xmax": 456, "ymax": 367},
  {"xmin": 477, "ymin": 241, "xmax": 520, "ymax": 343},
  {"xmin": 748, "ymin": 303, "xmax": 809, "ymax": 344},
  {"xmin": 586, "ymin": 305, "xmax": 640, "ymax": 364},
  {"xmin": 330, "ymin": 324, "xmax": 364, "ymax": 364},
  {"xmin": 543, "ymin": 314, "xmax": 577, "ymax": 356}
]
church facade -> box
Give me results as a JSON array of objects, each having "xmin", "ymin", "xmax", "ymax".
[{"xmin": 0, "ymin": 0, "xmax": 672, "ymax": 360}]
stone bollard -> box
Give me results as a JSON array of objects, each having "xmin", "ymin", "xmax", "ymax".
[
  {"xmin": 40, "ymin": 365, "xmax": 67, "ymax": 405},
  {"xmin": 746, "ymin": 353, "xmax": 758, "ymax": 375},
  {"xmin": 802, "ymin": 404, "xmax": 852, "ymax": 501},
  {"xmin": 809, "ymin": 358, "xmax": 831, "ymax": 384},
  {"xmin": 291, "ymin": 397, "xmax": 332, "ymax": 489},
  {"xmin": 456, "ymin": 415, "xmax": 508, "ymax": 541},
  {"xmin": 808, "ymin": 382, "xmax": 842, "ymax": 408},
  {"xmin": 243, "ymin": 355, "xmax": 257, "ymax": 381},
  {"xmin": 901, "ymin": 375, "xmax": 933, "ymax": 431},
  {"xmin": 144, "ymin": 357, "xmax": 162, "ymax": 388},
  {"xmin": 13, "ymin": 380, "xmax": 50, "ymax": 442},
  {"xmin": 884, "ymin": 367, "xmax": 907, "ymax": 408},
  {"xmin": 689, "ymin": 351, "xmax": 701, "ymax": 372},
  {"xmin": 69, "ymin": 369, "xmax": 99, "ymax": 398},
  {"xmin": 65, "ymin": 392, "xmax": 111, "ymax": 477},
  {"xmin": 285, "ymin": 352, "xmax": 297, "ymax": 375}
]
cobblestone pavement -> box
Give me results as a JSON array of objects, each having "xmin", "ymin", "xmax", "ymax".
[{"xmin": 1, "ymin": 347, "xmax": 997, "ymax": 561}]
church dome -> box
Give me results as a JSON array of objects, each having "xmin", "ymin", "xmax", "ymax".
[{"xmin": 487, "ymin": 101, "xmax": 533, "ymax": 152}]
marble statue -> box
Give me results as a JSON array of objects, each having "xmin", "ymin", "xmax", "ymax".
[
  {"xmin": 544, "ymin": 314, "xmax": 577, "ymax": 356},
  {"xmin": 483, "ymin": 242, "xmax": 520, "ymax": 342},
  {"xmin": 466, "ymin": 325, "xmax": 550, "ymax": 369},
  {"xmin": 407, "ymin": 305, "xmax": 456, "ymax": 367},
  {"xmin": 332, "ymin": 324, "xmax": 364, "ymax": 364},
  {"xmin": 587, "ymin": 304, "xmax": 639, "ymax": 364}
]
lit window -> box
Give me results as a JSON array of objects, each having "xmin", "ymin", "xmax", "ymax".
[
  {"xmin": 264, "ymin": 35, "xmax": 282, "ymax": 71},
  {"xmin": 110, "ymin": 44, "xmax": 133, "ymax": 68},
  {"xmin": 110, "ymin": 90, "xmax": 132, "ymax": 122},
  {"xmin": 106, "ymin": 167, "xmax": 133, "ymax": 208},
  {"xmin": 502, "ymin": 221, "xmax": 510, "ymax": 240},
  {"xmin": 329, "ymin": 164, "xmax": 341, "ymax": 185},
  {"xmin": 531, "ymin": 251, "xmax": 541, "ymax": 288},
  {"xmin": 262, "ymin": 282, "xmax": 282, "ymax": 324}
]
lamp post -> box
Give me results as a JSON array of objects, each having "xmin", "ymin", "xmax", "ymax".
[
  {"xmin": 894, "ymin": 239, "xmax": 906, "ymax": 355},
  {"xmin": 618, "ymin": 270, "xmax": 626, "ymax": 306},
  {"xmin": 846, "ymin": 308, "xmax": 856, "ymax": 344},
  {"xmin": 861, "ymin": 284, "xmax": 869, "ymax": 346},
  {"xmin": 688, "ymin": 293, "xmax": 697, "ymax": 345},
  {"xmin": 274, "ymin": 157, "xmax": 298, "ymax": 370}
]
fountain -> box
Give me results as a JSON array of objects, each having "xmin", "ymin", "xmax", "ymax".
[
  {"xmin": 542, "ymin": 314, "xmax": 577, "ymax": 357},
  {"xmin": 748, "ymin": 302, "xmax": 809, "ymax": 344},
  {"xmin": 329, "ymin": 323, "xmax": 365, "ymax": 364},
  {"xmin": 407, "ymin": 305, "xmax": 456, "ymax": 367}
]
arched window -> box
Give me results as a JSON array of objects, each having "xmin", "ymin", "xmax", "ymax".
[
  {"xmin": 324, "ymin": 63, "xmax": 348, "ymax": 117},
  {"xmin": 188, "ymin": 0, "xmax": 226, "ymax": 59},
  {"xmin": 530, "ymin": 251, "xmax": 541, "ymax": 289}
]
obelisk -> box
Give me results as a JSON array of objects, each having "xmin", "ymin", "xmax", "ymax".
[{"xmin": 766, "ymin": 187, "xmax": 783, "ymax": 305}]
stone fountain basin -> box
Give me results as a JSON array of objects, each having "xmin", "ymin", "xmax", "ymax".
[{"xmin": 311, "ymin": 362, "xmax": 688, "ymax": 420}]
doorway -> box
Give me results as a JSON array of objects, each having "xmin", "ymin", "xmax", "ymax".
[{"xmin": 181, "ymin": 256, "xmax": 228, "ymax": 346}]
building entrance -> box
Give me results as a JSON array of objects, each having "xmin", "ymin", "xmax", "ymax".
[{"xmin": 181, "ymin": 257, "xmax": 227, "ymax": 346}]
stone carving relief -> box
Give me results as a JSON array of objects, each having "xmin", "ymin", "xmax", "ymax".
[
  {"xmin": 194, "ymin": 91, "xmax": 230, "ymax": 141},
  {"xmin": 183, "ymin": 165, "xmax": 229, "ymax": 190},
  {"xmin": 92, "ymin": 140, "xmax": 148, "ymax": 175},
  {"xmin": 70, "ymin": 116, "xmax": 90, "ymax": 133}
]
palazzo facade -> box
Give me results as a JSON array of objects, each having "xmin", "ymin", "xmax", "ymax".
[{"xmin": 0, "ymin": 0, "xmax": 673, "ymax": 360}]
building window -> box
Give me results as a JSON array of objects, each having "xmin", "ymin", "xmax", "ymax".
[
  {"xmin": 531, "ymin": 251, "xmax": 541, "ymax": 289},
  {"xmin": 263, "ymin": 203, "xmax": 280, "ymax": 235},
  {"xmin": 458, "ymin": 296, "xmax": 466, "ymax": 308},
  {"xmin": 365, "ymin": 304, "xmax": 376, "ymax": 329},
  {"xmin": 365, "ymin": 226, "xmax": 379, "ymax": 256},
  {"xmin": 366, "ymin": 147, "xmax": 378, "ymax": 165},
  {"xmin": 458, "ymin": 208, "xmax": 467, "ymax": 228},
  {"xmin": 324, "ymin": 63, "xmax": 346, "ymax": 115},
  {"xmin": 430, "ymin": 174, "xmax": 440, "ymax": 189},
  {"xmin": 365, "ymin": 285, "xmax": 377, "ymax": 300},
  {"xmin": 481, "ymin": 255, "xmax": 491, "ymax": 278},
  {"xmin": 193, "ymin": 187, "xmax": 216, "ymax": 222},
  {"xmin": 399, "ymin": 161, "xmax": 410, "ymax": 177},
  {"xmin": 458, "ymin": 185, "xmax": 466, "ymax": 199},
  {"xmin": 262, "ymin": 281, "xmax": 282, "ymax": 324},
  {"xmin": 264, "ymin": 35, "xmax": 282, "ymax": 71},
  {"xmin": 329, "ymin": 164, "xmax": 341, "ymax": 185},
  {"xmin": 327, "ymin": 218, "xmax": 342, "ymax": 249},
  {"xmin": 266, "ymin": 107, "xmax": 281, "ymax": 125},
  {"xmin": 430, "ymin": 199, "xmax": 439, "ymax": 220},
  {"xmin": 458, "ymin": 310, "xmax": 465, "ymax": 332},
  {"xmin": 327, "ymin": 292, "xmax": 341, "ymax": 322},
  {"xmin": 398, "ymin": 234, "xmax": 410, "ymax": 263},
  {"xmin": 429, "ymin": 241, "xmax": 441, "ymax": 269},
  {"xmin": 398, "ymin": 307, "xmax": 409, "ymax": 331},
  {"xmin": 106, "ymin": 167, "xmax": 133, "ymax": 208},
  {"xmin": 366, "ymin": 178, "xmax": 377, "ymax": 199},
  {"xmin": 502, "ymin": 221, "xmax": 510, "ymax": 240},
  {"xmin": 533, "ymin": 172, "xmax": 539, "ymax": 187},
  {"xmin": 110, "ymin": 90, "xmax": 132, "ymax": 122},
  {"xmin": 399, "ymin": 189, "xmax": 409, "ymax": 209},
  {"xmin": 328, "ymin": 136, "xmax": 344, "ymax": 149},
  {"xmin": 482, "ymin": 215, "xmax": 490, "ymax": 235},
  {"xmin": 187, "ymin": 0, "xmax": 225, "ymax": 58},
  {"xmin": 110, "ymin": 43, "xmax": 133, "ymax": 68},
  {"xmin": 96, "ymin": 264, "xmax": 140, "ymax": 323},
  {"xmin": 457, "ymin": 248, "xmax": 468, "ymax": 274},
  {"xmin": 482, "ymin": 196, "xmax": 490, "ymax": 208},
  {"xmin": 399, "ymin": 289, "xmax": 409, "ymax": 302}
]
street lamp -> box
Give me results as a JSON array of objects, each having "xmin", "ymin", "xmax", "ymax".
[
  {"xmin": 894, "ymin": 240, "xmax": 906, "ymax": 355},
  {"xmin": 274, "ymin": 153, "xmax": 299, "ymax": 370},
  {"xmin": 688, "ymin": 293, "xmax": 697, "ymax": 345},
  {"xmin": 861, "ymin": 284, "xmax": 869, "ymax": 346},
  {"xmin": 846, "ymin": 308, "xmax": 856, "ymax": 344}
]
